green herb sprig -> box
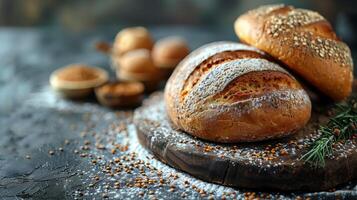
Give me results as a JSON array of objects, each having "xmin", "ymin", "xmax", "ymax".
[{"xmin": 301, "ymin": 99, "xmax": 357, "ymax": 168}]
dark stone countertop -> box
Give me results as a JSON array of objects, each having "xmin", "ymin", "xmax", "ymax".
[{"xmin": 0, "ymin": 26, "xmax": 356, "ymax": 199}]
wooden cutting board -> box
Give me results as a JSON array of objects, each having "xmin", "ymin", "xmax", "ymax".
[{"xmin": 133, "ymin": 92, "xmax": 357, "ymax": 191}]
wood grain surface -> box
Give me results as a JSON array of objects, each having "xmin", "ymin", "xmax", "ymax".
[{"xmin": 134, "ymin": 92, "xmax": 357, "ymax": 191}]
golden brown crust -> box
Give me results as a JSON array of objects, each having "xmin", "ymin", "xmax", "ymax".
[
  {"xmin": 116, "ymin": 68, "xmax": 164, "ymax": 82},
  {"xmin": 112, "ymin": 27, "xmax": 153, "ymax": 56},
  {"xmin": 164, "ymin": 41, "xmax": 311, "ymax": 142},
  {"xmin": 234, "ymin": 4, "xmax": 353, "ymax": 101},
  {"xmin": 95, "ymin": 81, "xmax": 144, "ymax": 107},
  {"xmin": 180, "ymin": 50, "xmax": 269, "ymax": 100},
  {"xmin": 181, "ymin": 96, "xmax": 311, "ymax": 142},
  {"xmin": 152, "ymin": 37, "xmax": 190, "ymax": 69},
  {"xmin": 114, "ymin": 49, "xmax": 160, "ymax": 74},
  {"xmin": 213, "ymin": 71, "xmax": 300, "ymax": 102},
  {"xmin": 116, "ymin": 70, "xmax": 162, "ymax": 92}
]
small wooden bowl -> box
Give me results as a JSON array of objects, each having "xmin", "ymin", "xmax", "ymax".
[
  {"xmin": 50, "ymin": 64, "xmax": 108, "ymax": 99},
  {"xmin": 95, "ymin": 81, "xmax": 144, "ymax": 108}
]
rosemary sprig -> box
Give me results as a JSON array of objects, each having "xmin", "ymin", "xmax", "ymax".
[{"xmin": 301, "ymin": 99, "xmax": 357, "ymax": 167}]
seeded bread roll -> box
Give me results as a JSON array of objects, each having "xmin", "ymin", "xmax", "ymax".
[
  {"xmin": 234, "ymin": 4, "xmax": 353, "ymax": 101},
  {"xmin": 164, "ymin": 42, "xmax": 311, "ymax": 142}
]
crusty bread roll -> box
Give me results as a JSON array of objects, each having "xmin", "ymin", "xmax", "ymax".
[
  {"xmin": 234, "ymin": 4, "xmax": 353, "ymax": 101},
  {"xmin": 113, "ymin": 27, "xmax": 153, "ymax": 56},
  {"xmin": 164, "ymin": 41, "xmax": 311, "ymax": 142},
  {"xmin": 114, "ymin": 49, "xmax": 164, "ymax": 92},
  {"xmin": 115, "ymin": 49, "xmax": 161, "ymax": 75},
  {"xmin": 152, "ymin": 36, "xmax": 190, "ymax": 69}
]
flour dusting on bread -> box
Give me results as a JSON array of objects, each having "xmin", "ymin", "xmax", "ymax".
[{"xmin": 164, "ymin": 41, "xmax": 311, "ymax": 142}]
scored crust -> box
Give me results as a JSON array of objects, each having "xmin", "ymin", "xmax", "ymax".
[
  {"xmin": 180, "ymin": 50, "xmax": 267, "ymax": 101},
  {"xmin": 234, "ymin": 4, "xmax": 353, "ymax": 101},
  {"xmin": 214, "ymin": 71, "xmax": 300, "ymax": 102},
  {"xmin": 164, "ymin": 41, "xmax": 311, "ymax": 142}
]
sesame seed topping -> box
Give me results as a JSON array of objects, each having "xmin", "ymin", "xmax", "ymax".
[
  {"xmin": 267, "ymin": 9, "xmax": 324, "ymax": 38},
  {"xmin": 261, "ymin": 7, "xmax": 352, "ymax": 67}
]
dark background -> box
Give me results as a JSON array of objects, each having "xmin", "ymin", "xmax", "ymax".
[
  {"xmin": 1, "ymin": 0, "xmax": 357, "ymax": 114},
  {"xmin": 0, "ymin": 0, "xmax": 357, "ymax": 42}
]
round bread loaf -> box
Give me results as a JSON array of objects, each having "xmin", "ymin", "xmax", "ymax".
[
  {"xmin": 234, "ymin": 4, "xmax": 353, "ymax": 101},
  {"xmin": 152, "ymin": 36, "xmax": 190, "ymax": 69},
  {"xmin": 164, "ymin": 41, "xmax": 311, "ymax": 142},
  {"xmin": 113, "ymin": 27, "xmax": 153, "ymax": 56},
  {"xmin": 115, "ymin": 49, "xmax": 161, "ymax": 74},
  {"xmin": 114, "ymin": 49, "xmax": 164, "ymax": 92}
]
